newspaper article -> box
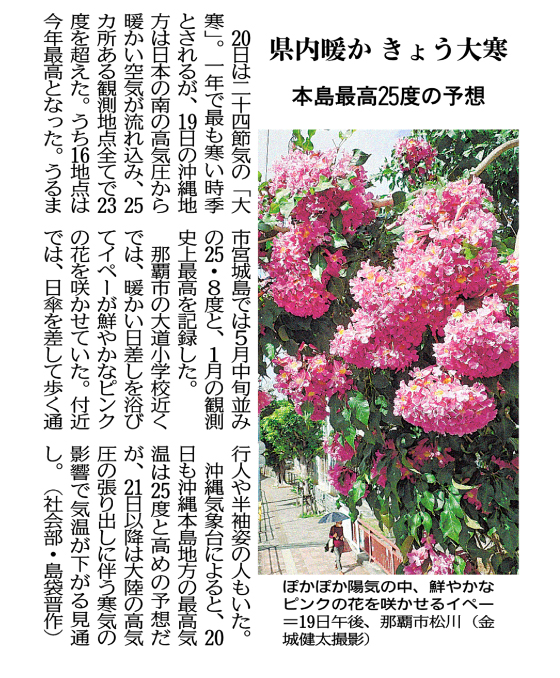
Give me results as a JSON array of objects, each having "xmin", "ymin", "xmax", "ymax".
[{"xmin": 1, "ymin": 1, "xmax": 556, "ymax": 674}]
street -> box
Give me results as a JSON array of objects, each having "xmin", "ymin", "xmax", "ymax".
[{"xmin": 258, "ymin": 475, "xmax": 386, "ymax": 576}]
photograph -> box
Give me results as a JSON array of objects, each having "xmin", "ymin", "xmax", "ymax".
[
  {"xmin": 258, "ymin": 129, "xmax": 519, "ymax": 576},
  {"xmin": 4, "ymin": 2, "xmax": 557, "ymax": 671}
]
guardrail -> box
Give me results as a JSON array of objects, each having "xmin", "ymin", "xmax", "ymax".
[{"xmin": 357, "ymin": 519, "xmax": 403, "ymax": 574}]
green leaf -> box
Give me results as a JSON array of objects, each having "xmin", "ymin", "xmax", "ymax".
[
  {"xmin": 382, "ymin": 410, "xmax": 402, "ymax": 426},
  {"xmin": 351, "ymin": 148, "xmax": 371, "ymax": 167},
  {"xmin": 454, "ymin": 555, "xmax": 466, "ymax": 574},
  {"xmin": 274, "ymin": 188, "xmax": 291, "ymax": 201},
  {"xmin": 408, "ymin": 512, "xmax": 422, "ymax": 536},
  {"xmin": 339, "ymin": 129, "xmax": 355, "ymax": 141},
  {"xmin": 392, "ymin": 514, "xmax": 407, "ymax": 543},
  {"xmin": 465, "ymin": 515, "xmax": 483, "ymax": 530},
  {"xmin": 436, "ymin": 465, "xmax": 453, "ymax": 486},
  {"xmin": 371, "ymin": 372, "xmax": 391, "ymax": 389},
  {"xmin": 279, "ymin": 197, "xmax": 295, "ymax": 218},
  {"xmin": 310, "ymin": 251, "xmax": 328, "ymax": 281},
  {"xmin": 435, "ymin": 489, "xmax": 445, "ymax": 509},
  {"xmin": 399, "ymin": 534, "xmax": 415, "ymax": 558},
  {"xmin": 343, "ymin": 425, "xmax": 357, "ymax": 448},
  {"xmin": 348, "ymin": 392, "xmax": 370, "ymax": 426},
  {"xmin": 494, "ymin": 479, "xmax": 511, "ymax": 509},
  {"xmin": 477, "ymin": 483, "xmax": 494, "ymax": 512},
  {"xmin": 327, "ymin": 276, "xmax": 346, "ymax": 299},
  {"xmin": 277, "ymin": 326, "xmax": 289, "ymax": 342},
  {"xmin": 332, "ymin": 232, "xmax": 348, "ymax": 249},
  {"xmin": 389, "ymin": 492, "xmax": 401, "ymax": 518},
  {"xmin": 392, "ymin": 191, "xmax": 406, "ymax": 206},
  {"xmin": 299, "ymin": 401, "xmax": 314, "ymax": 422},
  {"xmin": 452, "ymin": 478, "xmax": 476, "ymax": 491},
  {"xmin": 446, "ymin": 492, "xmax": 464, "ymax": 518},
  {"xmin": 462, "ymin": 240, "xmax": 483, "ymax": 260},
  {"xmin": 387, "ymin": 464, "xmax": 401, "ymax": 489},
  {"xmin": 260, "ymin": 308, "xmax": 274, "ymax": 329},
  {"xmin": 302, "ymin": 138, "xmax": 314, "ymax": 152},
  {"xmin": 315, "ymin": 175, "xmax": 334, "ymax": 192},
  {"xmin": 440, "ymin": 506, "xmax": 462, "ymax": 543},
  {"xmin": 421, "ymin": 510, "xmax": 432, "ymax": 533},
  {"xmin": 263, "ymin": 342, "xmax": 276, "ymax": 360},
  {"xmin": 338, "ymin": 177, "xmax": 354, "ymax": 192},
  {"xmin": 292, "ymin": 129, "xmax": 304, "ymax": 147},
  {"xmin": 420, "ymin": 490, "xmax": 435, "ymax": 512},
  {"xmin": 497, "ymin": 520, "xmax": 518, "ymax": 555},
  {"xmin": 349, "ymin": 478, "xmax": 366, "ymax": 504}
]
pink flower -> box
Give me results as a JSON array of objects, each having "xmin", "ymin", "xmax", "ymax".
[
  {"xmin": 410, "ymin": 439, "xmax": 454, "ymax": 468},
  {"xmin": 491, "ymin": 455, "xmax": 519, "ymax": 473},
  {"xmin": 464, "ymin": 487, "xmax": 483, "ymax": 511},
  {"xmin": 324, "ymin": 432, "xmax": 359, "ymax": 463},
  {"xmin": 328, "ymin": 463, "xmax": 357, "ymax": 496},
  {"xmin": 434, "ymin": 295, "xmax": 519, "ymax": 378},
  {"xmin": 404, "ymin": 532, "xmax": 455, "ymax": 575},
  {"xmin": 258, "ymin": 390, "xmax": 274, "ymax": 414},
  {"xmin": 274, "ymin": 347, "xmax": 354, "ymax": 422},
  {"xmin": 261, "ymin": 148, "xmax": 377, "ymax": 319},
  {"xmin": 330, "ymin": 177, "xmax": 516, "ymax": 375},
  {"xmin": 394, "ymin": 366, "xmax": 497, "ymax": 436},
  {"xmin": 393, "ymin": 137, "xmax": 438, "ymax": 182}
]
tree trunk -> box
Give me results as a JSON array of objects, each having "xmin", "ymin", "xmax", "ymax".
[
  {"xmin": 300, "ymin": 456, "xmax": 317, "ymax": 514},
  {"xmin": 278, "ymin": 459, "xmax": 286, "ymax": 485}
]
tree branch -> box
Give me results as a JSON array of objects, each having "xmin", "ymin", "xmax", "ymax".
[
  {"xmin": 472, "ymin": 138, "xmax": 519, "ymax": 177},
  {"xmin": 371, "ymin": 138, "xmax": 519, "ymax": 209},
  {"xmin": 371, "ymin": 196, "xmax": 395, "ymax": 208},
  {"xmin": 258, "ymin": 235, "xmax": 277, "ymax": 244}
]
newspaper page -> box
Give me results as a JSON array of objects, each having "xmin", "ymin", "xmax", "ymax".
[{"xmin": 2, "ymin": 1, "xmax": 556, "ymax": 674}]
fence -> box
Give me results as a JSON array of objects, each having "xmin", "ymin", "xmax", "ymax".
[{"xmin": 353, "ymin": 519, "xmax": 403, "ymax": 574}]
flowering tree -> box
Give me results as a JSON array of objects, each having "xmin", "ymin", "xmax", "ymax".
[{"xmin": 259, "ymin": 130, "xmax": 519, "ymax": 574}]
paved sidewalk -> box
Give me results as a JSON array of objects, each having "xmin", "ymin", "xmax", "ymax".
[{"xmin": 258, "ymin": 476, "xmax": 386, "ymax": 576}]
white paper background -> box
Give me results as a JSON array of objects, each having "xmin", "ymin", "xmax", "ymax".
[{"xmin": 1, "ymin": 1, "xmax": 556, "ymax": 675}]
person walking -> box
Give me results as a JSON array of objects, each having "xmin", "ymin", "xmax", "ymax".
[{"xmin": 329, "ymin": 521, "xmax": 345, "ymax": 574}]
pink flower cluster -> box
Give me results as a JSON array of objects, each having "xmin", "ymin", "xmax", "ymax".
[
  {"xmin": 328, "ymin": 177, "xmax": 518, "ymax": 437},
  {"xmin": 262, "ymin": 149, "xmax": 377, "ymax": 317},
  {"xmin": 394, "ymin": 137, "xmax": 438, "ymax": 182},
  {"xmin": 409, "ymin": 438, "xmax": 455, "ymax": 469},
  {"xmin": 331, "ymin": 177, "xmax": 516, "ymax": 371},
  {"xmin": 328, "ymin": 463, "xmax": 357, "ymax": 496},
  {"xmin": 404, "ymin": 532, "xmax": 455, "ymax": 575},
  {"xmin": 258, "ymin": 390, "xmax": 274, "ymax": 414},
  {"xmin": 433, "ymin": 295, "xmax": 519, "ymax": 378},
  {"xmin": 330, "ymin": 264, "xmax": 427, "ymax": 369},
  {"xmin": 370, "ymin": 438, "xmax": 415, "ymax": 488},
  {"xmin": 491, "ymin": 455, "xmax": 519, "ymax": 473},
  {"xmin": 323, "ymin": 432, "xmax": 359, "ymax": 463},
  {"xmin": 370, "ymin": 437, "xmax": 454, "ymax": 488},
  {"xmin": 464, "ymin": 487, "xmax": 484, "ymax": 512},
  {"xmin": 266, "ymin": 226, "xmax": 346, "ymax": 317},
  {"xmin": 268, "ymin": 148, "xmax": 352, "ymax": 196},
  {"xmin": 394, "ymin": 366, "xmax": 497, "ymax": 436},
  {"xmin": 273, "ymin": 348, "xmax": 354, "ymax": 421}
]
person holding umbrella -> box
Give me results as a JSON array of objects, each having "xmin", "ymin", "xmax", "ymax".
[
  {"xmin": 319, "ymin": 511, "xmax": 349, "ymax": 574},
  {"xmin": 329, "ymin": 521, "xmax": 345, "ymax": 573}
]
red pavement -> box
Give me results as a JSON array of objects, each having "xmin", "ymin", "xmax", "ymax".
[{"xmin": 259, "ymin": 475, "xmax": 386, "ymax": 576}]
